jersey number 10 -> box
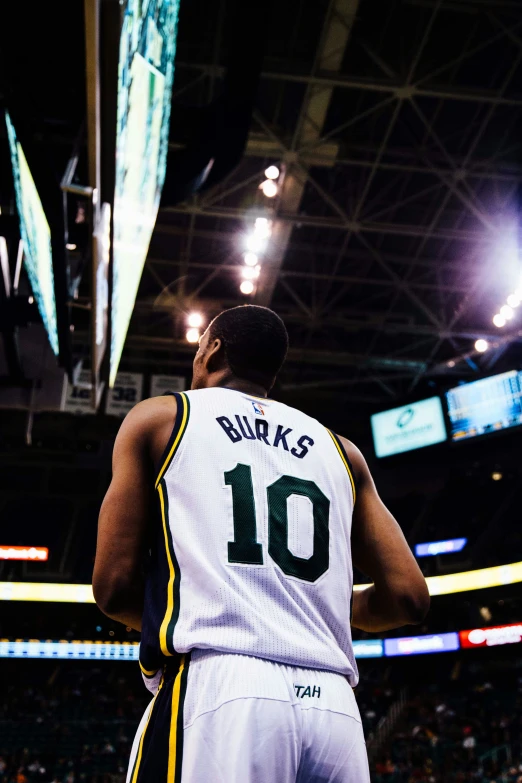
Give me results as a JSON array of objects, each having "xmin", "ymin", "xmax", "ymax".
[{"xmin": 225, "ymin": 463, "xmax": 330, "ymax": 583}]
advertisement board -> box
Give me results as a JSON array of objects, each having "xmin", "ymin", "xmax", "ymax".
[
  {"xmin": 371, "ymin": 397, "xmax": 447, "ymax": 458},
  {"xmin": 0, "ymin": 640, "xmax": 138, "ymax": 661},
  {"xmin": 352, "ymin": 640, "xmax": 384, "ymax": 658},
  {"xmin": 384, "ymin": 633, "xmax": 459, "ymax": 657},
  {"xmin": 460, "ymin": 623, "xmax": 522, "ymax": 648}
]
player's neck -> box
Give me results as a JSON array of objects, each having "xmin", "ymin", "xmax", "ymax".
[{"xmin": 210, "ymin": 372, "xmax": 268, "ymax": 398}]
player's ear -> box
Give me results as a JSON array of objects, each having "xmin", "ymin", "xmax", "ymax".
[{"xmin": 204, "ymin": 337, "xmax": 226, "ymax": 373}]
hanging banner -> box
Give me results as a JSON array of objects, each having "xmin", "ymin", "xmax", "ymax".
[
  {"xmin": 106, "ymin": 372, "xmax": 143, "ymax": 418},
  {"xmin": 149, "ymin": 374, "xmax": 185, "ymax": 398},
  {"xmin": 61, "ymin": 369, "xmax": 94, "ymax": 414}
]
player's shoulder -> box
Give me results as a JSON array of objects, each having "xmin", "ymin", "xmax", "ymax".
[{"xmin": 118, "ymin": 394, "xmax": 178, "ymax": 438}]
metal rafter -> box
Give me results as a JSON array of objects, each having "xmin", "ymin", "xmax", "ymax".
[{"xmin": 254, "ymin": 0, "xmax": 361, "ymax": 307}]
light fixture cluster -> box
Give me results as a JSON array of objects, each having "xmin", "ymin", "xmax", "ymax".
[
  {"xmin": 240, "ymin": 216, "xmax": 272, "ymax": 296},
  {"xmin": 186, "ymin": 311, "xmax": 203, "ymax": 343},
  {"xmin": 492, "ymin": 286, "xmax": 521, "ymax": 328},
  {"xmin": 259, "ymin": 165, "xmax": 280, "ymax": 199}
]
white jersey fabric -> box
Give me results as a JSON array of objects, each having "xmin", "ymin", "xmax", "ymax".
[
  {"xmin": 128, "ymin": 650, "xmax": 370, "ymax": 783},
  {"xmin": 141, "ymin": 386, "xmax": 358, "ymax": 685}
]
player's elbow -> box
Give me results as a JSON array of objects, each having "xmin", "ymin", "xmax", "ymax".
[
  {"xmin": 93, "ymin": 573, "xmax": 134, "ymax": 619},
  {"xmin": 396, "ymin": 579, "xmax": 430, "ymax": 625}
]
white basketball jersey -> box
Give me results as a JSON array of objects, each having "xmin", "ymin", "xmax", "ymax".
[{"xmin": 140, "ymin": 387, "xmax": 359, "ymax": 686}]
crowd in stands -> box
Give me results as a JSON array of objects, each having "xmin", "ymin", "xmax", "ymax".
[
  {"xmin": 370, "ymin": 655, "xmax": 522, "ymax": 783},
  {"xmin": 1, "ymin": 653, "xmax": 522, "ymax": 782},
  {"xmin": 0, "ymin": 662, "xmax": 148, "ymax": 783}
]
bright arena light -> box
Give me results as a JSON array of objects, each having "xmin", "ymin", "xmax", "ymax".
[
  {"xmin": 186, "ymin": 328, "xmax": 200, "ymax": 343},
  {"xmin": 264, "ymin": 165, "xmax": 280, "ymax": 180},
  {"xmin": 240, "ymin": 280, "xmax": 255, "ymax": 295},
  {"xmin": 475, "ymin": 339, "xmax": 489, "ymax": 353},
  {"xmin": 493, "ymin": 313, "xmax": 506, "ymax": 328},
  {"xmin": 254, "ymin": 217, "xmax": 272, "ymax": 238},
  {"xmin": 187, "ymin": 312, "xmax": 203, "ymax": 328},
  {"xmin": 242, "ymin": 266, "xmax": 257, "ymax": 280},
  {"xmin": 260, "ymin": 179, "xmax": 278, "ymax": 198},
  {"xmin": 245, "ymin": 234, "xmax": 266, "ymax": 254},
  {"xmin": 507, "ymin": 293, "xmax": 520, "ymax": 309},
  {"xmin": 500, "ymin": 304, "xmax": 514, "ymax": 320},
  {"xmin": 491, "ymin": 471, "xmax": 503, "ymax": 481},
  {"xmin": 244, "ymin": 252, "xmax": 258, "ymax": 266}
]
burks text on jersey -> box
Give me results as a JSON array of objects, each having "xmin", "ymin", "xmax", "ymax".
[{"xmin": 216, "ymin": 414, "xmax": 315, "ymax": 459}]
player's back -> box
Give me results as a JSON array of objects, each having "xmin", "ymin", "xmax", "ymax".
[{"xmin": 140, "ymin": 386, "xmax": 358, "ymax": 684}]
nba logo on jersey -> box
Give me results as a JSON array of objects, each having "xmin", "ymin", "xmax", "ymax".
[{"xmin": 252, "ymin": 401, "xmax": 265, "ymax": 416}]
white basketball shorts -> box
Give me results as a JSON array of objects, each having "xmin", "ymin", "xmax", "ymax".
[{"xmin": 127, "ymin": 649, "xmax": 370, "ymax": 783}]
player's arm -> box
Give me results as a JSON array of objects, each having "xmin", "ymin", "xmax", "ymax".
[
  {"xmin": 342, "ymin": 438, "xmax": 430, "ymax": 633},
  {"xmin": 93, "ymin": 400, "xmax": 160, "ymax": 631}
]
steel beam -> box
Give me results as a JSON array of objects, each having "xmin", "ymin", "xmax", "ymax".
[
  {"xmin": 158, "ymin": 206, "xmax": 489, "ymax": 241},
  {"xmin": 147, "ymin": 257, "xmax": 472, "ymax": 294},
  {"xmin": 176, "ymin": 63, "xmax": 522, "ymax": 106},
  {"xmin": 132, "ymin": 295, "xmax": 500, "ymax": 343},
  {"xmin": 254, "ymin": 0, "xmax": 361, "ymax": 307}
]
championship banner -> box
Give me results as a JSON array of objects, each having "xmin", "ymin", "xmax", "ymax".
[
  {"xmin": 105, "ymin": 372, "xmax": 144, "ymax": 418},
  {"xmin": 149, "ymin": 374, "xmax": 185, "ymax": 398},
  {"xmin": 460, "ymin": 623, "xmax": 522, "ymax": 648},
  {"xmin": 61, "ymin": 369, "xmax": 94, "ymax": 414}
]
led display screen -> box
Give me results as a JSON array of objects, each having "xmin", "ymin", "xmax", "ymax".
[
  {"xmin": 0, "ymin": 546, "xmax": 48, "ymax": 561},
  {"xmin": 4, "ymin": 560, "xmax": 522, "ymax": 603},
  {"xmin": 352, "ymin": 640, "xmax": 384, "ymax": 658},
  {"xmin": 110, "ymin": 0, "xmax": 180, "ymax": 386},
  {"xmin": 384, "ymin": 633, "xmax": 459, "ymax": 657},
  {"xmin": 446, "ymin": 370, "xmax": 522, "ymax": 441},
  {"xmin": 460, "ymin": 623, "xmax": 522, "ymax": 649},
  {"xmin": 0, "ymin": 639, "xmax": 139, "ymax": 660},
  {"xmin": 415, "ymin": 538, "xmax": 467, "ymax": 558},
  {"xmin": 371, "ymin": 397, "xmax": 447, "ymax": 458},
  {"xmin": 5, "ymin": 111, "xmax": 59, "ymax": 355}
]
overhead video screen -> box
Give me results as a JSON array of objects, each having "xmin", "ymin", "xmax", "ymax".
[
  {"xmin": 446, "ymin": 370, "xmax": 522, "ymax": 441},
  {"xmin": 5, "ymin": 111, "xmax": 59, "ymax": 355},
  {"xmin": 371, "ymin": 396, "xmax": 447, "ymax": 458},
  {"xmin": 110, "ymin": 0, "xmax": 180, "ymax": 386}
]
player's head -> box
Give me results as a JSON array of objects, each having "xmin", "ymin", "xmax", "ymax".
[{"xmin": 191, "ymin": 305, "xmax": 289, "ymax": 393}]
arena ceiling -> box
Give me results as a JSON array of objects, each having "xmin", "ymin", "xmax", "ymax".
[
  {"xmin": 136, "ymin": 0, "xmax": 522, "ymax": 407},
  {"xmin": 2, "ymin": 0, "xmax": 522, "ymax": 414}
]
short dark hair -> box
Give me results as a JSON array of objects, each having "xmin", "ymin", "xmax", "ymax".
[{"xmin": 207, "ymin": 305, "xmax": 288, "ymax": 390}]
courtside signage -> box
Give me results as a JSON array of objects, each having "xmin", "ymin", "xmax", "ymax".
[
  {"xmin": 0, "ymin": 546, "xmax": 48, "ymax": 561},
  {"xmin": 384, "ymin": 633, "xmax": 459, "ymax": 656},
  {"xmin": 352, "ymin": 640, "xmax": 384, "ymax": 658},
  {"xmin": 460, "ymin": 623, "xmax": 522, "ymax": 648},
  {"xmin": 371, "ymin": 397, "xmax": 447, "ymax": 458},
  {"xmin": 0, "ymin": 639, "xmax": 139, "ymax": 660}
]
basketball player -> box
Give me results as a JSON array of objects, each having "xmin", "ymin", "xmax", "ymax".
[{"xmin": 93, "ymin": 305, "xmax": 430, "ymax": 783}]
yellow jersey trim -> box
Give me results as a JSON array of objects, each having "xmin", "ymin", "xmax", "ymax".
[
  {"xmin": 139, "ymin": 661, "xmax": 158, "ymax": 678},
  {"xmin": 131, "ymin": 673, "xmax": 164, "ymax": 783},
  {"xmin": 158, "ymin": 482, "xmax": 176, "ymax": 657},
  {"xmin": 327, "ymin": 430, "xmax": 356, "ymax": 504},
  {"xmin": 155, "ymin": 393, "xmax": 189, "ymax": 489},
  {"xmin": 167, "ymin": 655, "xmax": 186, "ymax": 782}
]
